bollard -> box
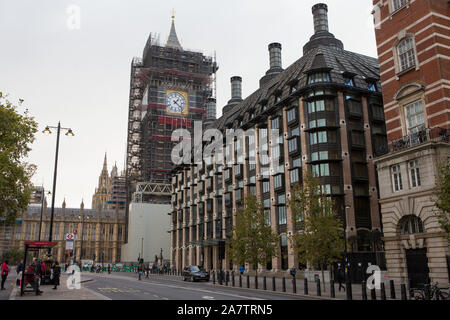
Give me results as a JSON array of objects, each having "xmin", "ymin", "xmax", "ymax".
[
  {"xmin": 316, "ymin": 278, "xmax": 321, "ymax": 296},
  {"xmin": 330, "ymin": 279, "xmax": 335, "ymax": 298},
  {"xmin": 390, "ymin": 280, "xmax": 396, "ymax": 299},
  {"xmin": 246, "ymin": 275, "xmax": 250, "ymax": 288},
  {"xmin": 293, "ymin": 277, "xmax": 297, "ymax": 294},
  {"xmin": 232, "ymin": 271, "xmax": 235, "ymax": 287},
  {"xmin": 304, "ymin": 278, "xmax": 308, "ymax": 295},
  {"xmin": 282, "ymin": 277, "xmax": 286, "ymax": 292},
  {"xmin": 225, "ymin": 271, "xmax": 229, "ymax": 286},
  {"xmin": 380, "ymin": 282, "xmax": 386, "ymax": 300},
  {"xmin": 263, "ymin": 276, "xmax": 267, "ymax": 290},
  {"xmin": 371, "ymin": 287, "xmax": 377, "ymax": 300},
  {"xmin": 239, "ymin": 274, "xmax": 242, "ymax": 288},
  {"xmin": 346, "ymin": 279, "xmax": 352, "ymax": 300},
  {"xmin": 401, "ymin": 284, "xmax": 407, "ymax": 300},
  {"xmin": 212, "ymin": 271, "xmax": 216, "ymax": 285},
  {"xmin": 255, "ymin": 275, "xmax": 258, "ymax": 290},
  {"xmin": 424, "ymin": 284, "xmax": 431, "ymax": 300},
  {"xmin": 362, "ymin": 281, "xmax": 367, "ymax": 300},
  {"xmin": 272, "ymin": 277, "xmax": 276, "ymax": 291}
]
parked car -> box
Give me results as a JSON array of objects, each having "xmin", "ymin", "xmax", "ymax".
[{"xmin": 182, "ymin": 266, "xmax": 209, "ymax": 282}]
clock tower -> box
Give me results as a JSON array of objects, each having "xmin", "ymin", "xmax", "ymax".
[{"xmin": 126, "ymin": 13, "xmax": 218, "ymax": 205}]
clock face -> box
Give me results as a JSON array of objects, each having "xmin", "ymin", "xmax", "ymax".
[{"xmin": 166, "ymin": 92, "xmax": 187, "ymax": 114}]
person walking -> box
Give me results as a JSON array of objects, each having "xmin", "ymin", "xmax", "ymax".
[
  {"xmin": 239, "ymin": 265, "xmax": 244, "ymax": 275},
  {"xmin": 137, "ymin": 263, "xmax": 143, "ymax": 280},
  {"xmin": 16, "ymin": 260, "xmax": 23, "ymax": 275},
  {"xmin": 108, "ymin": 264, "xmax": 111, "ymax": 274},
  {"xmin": 337, "ymin": 268, "xmax": 346, "ymax": 292},
  {"xmin": 52, "ymin": 261, "xmax": 61, "ymax": 290},
  {"xmin": 1, "ymin": 260, "xmax": 9, "ymax": 290},
  {"xmin": 34, "ymin": 260, "xmax": 43, "ymax": 295}
]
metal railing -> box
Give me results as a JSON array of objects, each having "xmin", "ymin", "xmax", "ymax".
[{"xmin": 377, "ymin": 127, "xmax": 449, "ymax": 156}]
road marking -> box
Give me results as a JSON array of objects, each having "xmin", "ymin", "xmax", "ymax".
[
  {"xmin": 202, "ymin": 296, "xmax": 215, "ymax": 300},
  {"xmin": 153, "ymin": 294, "xmax": 159, "ymax": 298},
  {"xmin": 91, "ymin": 274, "xmax": 264, "ymax": 300},
  {"xmin": 162, "ymin": 297, "xmax": 169, "ymax": 300}
]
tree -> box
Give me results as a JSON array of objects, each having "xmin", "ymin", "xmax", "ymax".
[
  {"xmin": 288, "ymin": 173, "xmax": 344, "ymax": 292},
  {"xmin": 435, "ymin": 160, "xmax": 450, "ymax": 243},
  {"xmin": 0, "ymin": 92, "xmax": 37, "ymax": 223},
  {"xmin": 228, "ymin": 194, "xmax": 279, "ymax": 275}
]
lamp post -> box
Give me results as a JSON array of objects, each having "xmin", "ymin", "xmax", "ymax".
[
  {"xmin": 343, "ymin": 204, "xmax": 351, "ymax": 281},
  {"xmin": 38, "ymin": 188, "xmax": 51, "ymax": 242},
  {"xmin": 42, "ymin": 122, "xmax": 74, "ymax": 253},
  {"xmin": 77, "ymin": 213, "xmax": 90, "ymax": 265}
]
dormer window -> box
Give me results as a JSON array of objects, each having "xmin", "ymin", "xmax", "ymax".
[
  {"xmin": 308, "ymin": 72, "xmax": 331, "ymax": 84},
  {"xmin": 290, "ymin": 85, "xmax": 297, "ymax": 94},
  {"xmin": 344, "ymin": 76, "xmax": 354, "ymax": 86},
  {"xmin": 367, "ymin": 81, "xmax": 377, "ymax": 92}
]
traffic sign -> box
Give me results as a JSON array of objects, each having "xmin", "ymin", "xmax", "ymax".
[
  {"xmin": 65, "ymin": 233, "xmax": 74, "ymax": 241},
  {"xmin": 73, "ymin": 229, "xmax": 78, "ymax": 234}
]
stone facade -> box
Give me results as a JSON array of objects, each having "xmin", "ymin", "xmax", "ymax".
[
  {"xmin": 372, "ymin": 0, "xmax": 450, "ymax": 288},
  {"xmin": 0, "ymin": 200, "xmax": 126, "ymax": 264}
]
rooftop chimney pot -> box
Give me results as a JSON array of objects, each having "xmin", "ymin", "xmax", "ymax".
[{"xmin": 312, "ymin": 3, "xmax": 329, "ymax": 34}]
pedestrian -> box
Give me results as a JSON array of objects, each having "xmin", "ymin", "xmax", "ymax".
[
  {"xmin": 137, "ymin": 263, "xmax": 143, "ymax": 280},
  {"xmin": 239, "ymin": 265, "xmax": 244, "ymax": 275},
  {"xmin": 52, "ymin": 261, "xmax": 61, "ymax": 290},
  {"xmin": 34, "ymin": 260, "xmax": 43, "ymax": 295},
  {"xmin": 1, "ymin": 260, "xmax": 9, "ymax": 290},
  {"xmin": 108, "ymin": 264, "xmax": 111, "ymax": 274},
  {"xmin": 16, "ymin": 260, "xmax": 23, "ymax": 275},
  {"xmin": 337, "ymin": 268, "xmax": 346, "ymax": 292}
]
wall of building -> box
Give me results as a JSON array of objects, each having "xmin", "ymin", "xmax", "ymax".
[{"xmin": 121, "ymin": 202, "xmax": 171, "ymax": 263}]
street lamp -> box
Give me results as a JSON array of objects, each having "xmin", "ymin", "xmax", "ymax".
[
  {"xmin": 77, "ymin": 214, "xmax": 90, "ymax": 264},
  {"xmin": 38, "ymin": 188, "xmax": 51, "ymax": 241},
  {"xmin": 42, "ymin": 122, "xmax": 75, "ymax": 252}
]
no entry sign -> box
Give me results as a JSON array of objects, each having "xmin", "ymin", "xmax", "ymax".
[{"xmin": 65, "ymin": 233, "xmax": 74, "ymax": 241}]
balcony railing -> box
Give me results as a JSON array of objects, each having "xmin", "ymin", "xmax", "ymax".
[{"xmin": 379, "ymin": 127, "xmax": 450, "ymax": 155}]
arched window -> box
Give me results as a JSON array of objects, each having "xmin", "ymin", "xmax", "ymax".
[
  {"xmin": 397, "ymin": 38, "xmax": 416, "ymax": 71},
  {"xmin": 400, "ymin": 215, "xmax": 424, "ymax": 235}
]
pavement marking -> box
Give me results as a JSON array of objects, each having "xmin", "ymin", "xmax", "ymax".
[
  {"xmin": 153, "ymin": 294, "xmax": 159, "ymax": 298},
  {"xmin": 9, "ymin": 286, "xmax": 17, "ymax": 300},
  {"xmin": 91, "ymin": 274, "xmax": 264, "ymax": 300},
  {"xmin": 162, "ymin": 297, "xmax": 169, "ymax": 300},
  {"xmin": 202, "ymin": 296, "xmax": 215, "ymax": 300}
]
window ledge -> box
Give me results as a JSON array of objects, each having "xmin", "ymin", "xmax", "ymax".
[
  {"xmin": 396, "ymin": 65, "xmax": 417, "ymax": 78},
  {"xmin": 389, "ymin": 2, "xmax": 409, "ymax": 18}
]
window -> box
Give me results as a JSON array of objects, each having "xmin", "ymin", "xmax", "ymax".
[
  {"xmin": 397, "ymin": 38, "xmax": 416, "ymax": 71},
  {"xmin": 274, "ymin": 174, "xmax": 283, "ymax": 189},
  {"xmin": 392, "ymin": 165, "xmax": 403, "ymax": 191},
  {"xmin": 290, "ymin": 126, "xmax": 300, "ymax": 137},
  {"xmin": 307, "ymin": 99, "xmax": 333, "ymax": 113},
  {"xmin": 287, "ymin": 108, "xmax": 297, "ymax": 122},
  {"xmin": 278, "ymin": 206, "xmax": 287, "ymax": 225},
  {"xmin": 311, "ymin": 151, "xmax": 329, "ymax": 161},
  {"xmin": 309, "ymin": 119, "xmax": 326, "ymax": 129},
  {"xmin": 271, "ymin": 117, "xmax": 279, "ymax": 130},
  {"xmin": 351, "ymin": 131, "xmax": 365, "ymax": 146},
  {"xmin": 372, "ymin": 104, "xmax": 384, "ymax": 119},
  {"xmin": 409, "ymin": 160, "xmax": 421, "ymax": 188},
  {"xmin": 308, "ymin": 72, "xmax": 331, "ymax": 84},
  {"xmin": 320, "ymin": 184, "xmax": 331, "ymax": 195},
  {"xmin": 310, "ymin": 131, "xmax": 328, "ymax": 145},
  {"xmin": 263, "ymin": 181, "xmax": 270, "ymax": 194},
  {"xmin": 288, "ymin": 138, "xmax": 298, "ymax": 153},
  {"xmin": 264, "ymin": 198, "xmax": 270, "ymax": 208},
  {"xmin": 367, "ymin": 82, "xmax": 377, "ymax": 92},
  {"xmin": 290, "ymin": 169, "xmax": 300, "ymax": 184},
  {"xmin": 393, "ymin": 0, "xmax": 407, "ymax": 11},
  {"xmin": 405, "ymin": 100, "xmax": 424, "ymax": 133},
  {"xmin": 292, "ymin": 157, "xmax": 302, "ymax": 168},
  {"xmin": 312, "ymin": 163, "xmax": 329, "ymax": 177},
  {"xmin": 344, "ymin": 76, "xmax": 354, "ymax": 86},
  {"xmin": 400, "ymin": 215, "xmax": 424, "ymax": 235},
  {"xmin": 278, "ymin": 194, "xmax": 286, "ymax": 205}
]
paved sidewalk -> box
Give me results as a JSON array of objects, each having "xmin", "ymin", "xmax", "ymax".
[{"xmin": 9, "ymin": 274, "xmax": 110, "ymax": 300}]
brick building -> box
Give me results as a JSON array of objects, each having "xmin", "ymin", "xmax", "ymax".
[{"xmin": 372, "ymin": 0, "xmax": 449, "ymax": 288}]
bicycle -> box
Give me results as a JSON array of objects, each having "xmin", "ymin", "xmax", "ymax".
[{"xmin": 410, "ymin": 283, "xmax": 450, "ymax": 300}]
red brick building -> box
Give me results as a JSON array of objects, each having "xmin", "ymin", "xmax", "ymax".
[{"xmin": 373, "ymin": 0, "xmax": 449, "ymax": 289}]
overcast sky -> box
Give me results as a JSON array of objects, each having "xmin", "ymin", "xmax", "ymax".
[{"xmin": 0, "ymin": 0, "xmax": 377, "ymax": 209}]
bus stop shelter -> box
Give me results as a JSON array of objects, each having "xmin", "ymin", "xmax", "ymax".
[{"xmin": 20, "ymin": 241, "xmax": 57, "ymax": 296}]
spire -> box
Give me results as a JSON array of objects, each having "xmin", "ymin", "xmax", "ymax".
[
  {"xmin": 166, "ymin": 9, "xmax": 183, "ymax": 50},
  {"xmin": 103, "ymin": 152, "xmax": 108, "ymax": 171},
  {"xmin": 81, "ymin": 198, "xmax": 84, "ymax": 209}
]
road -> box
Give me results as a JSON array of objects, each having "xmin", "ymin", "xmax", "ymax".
[{"xmin": 82, "ymin": 272, "xmax": 322, "ymax": 300}]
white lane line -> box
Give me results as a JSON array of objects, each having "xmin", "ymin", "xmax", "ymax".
[
  {"xmin": 202, "ymin": 296, "xmax": 215, "ymax": 300},
  {"xmin": 91, "ymin": 274, "xmax": 264, "ymax": 300}
]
